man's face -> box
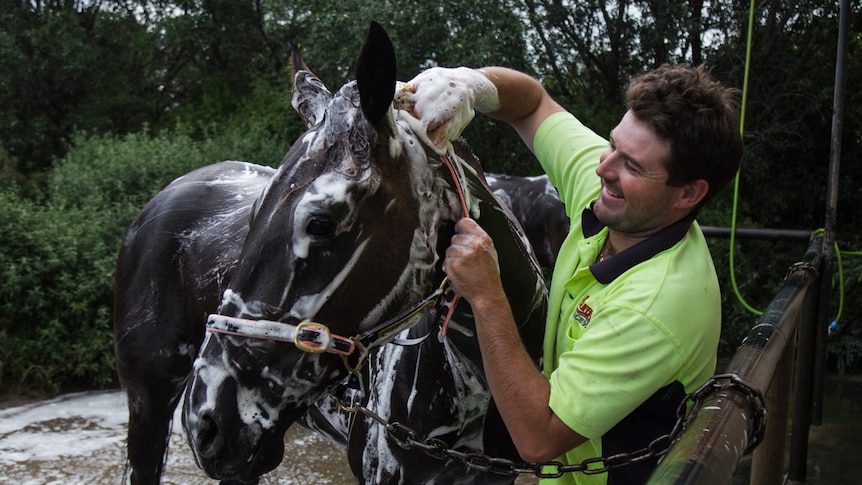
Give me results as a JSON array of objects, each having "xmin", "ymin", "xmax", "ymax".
[{"xmin": 593, "ymin": 111, "xmax": 689, "ymax": 237}]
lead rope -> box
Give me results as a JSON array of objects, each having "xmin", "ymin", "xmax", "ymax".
[
  {"xmin": 442, "ymin": 153, "xmax": 470, "ymax": 218},
  {"xmin": 438, "ymin": 153, "xmax": 470, "ymax": 341}
]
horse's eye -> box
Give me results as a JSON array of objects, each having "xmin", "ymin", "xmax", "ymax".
[{"xmin": 306, "ymin": 216, "xmax": 337, "ymax": 238}]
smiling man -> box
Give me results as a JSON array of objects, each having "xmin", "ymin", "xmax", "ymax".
[{"xmin": 395, "ymin": 64, "xmax": 743, "ymax": 484}]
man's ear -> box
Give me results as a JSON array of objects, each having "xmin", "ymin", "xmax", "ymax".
[{"xmin": 675, "ymin": 179, "xmax": 709, "ymax": 210}]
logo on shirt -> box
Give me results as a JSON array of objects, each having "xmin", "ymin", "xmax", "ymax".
[{"xmin": 574, "ymin": 296, "xmax": 593, "ymax": 327}]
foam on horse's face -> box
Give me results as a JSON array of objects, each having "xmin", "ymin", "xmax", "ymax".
[{"xmin": 181, "ymin": 76, "xmax": 466, "ymax": 481}]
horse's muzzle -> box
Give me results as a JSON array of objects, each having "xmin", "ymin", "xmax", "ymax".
[
  {"xmin": 181, "ymin": 351, "xmax": 295, "ymax": 482},
  {"xmin": 183, "ymin": 396, "xmax": 287, "ymax": 481}
]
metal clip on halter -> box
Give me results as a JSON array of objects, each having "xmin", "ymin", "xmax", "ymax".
[{"xmin": 293, "ymin": 321, "xmax": 333, "ymax": 353}]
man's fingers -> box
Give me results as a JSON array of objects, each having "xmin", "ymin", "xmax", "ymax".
[{"xmin": 455, "ymin": 217, "xmax": 479, "ymax": 232}]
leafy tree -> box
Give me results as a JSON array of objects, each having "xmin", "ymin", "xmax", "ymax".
[
  {"xmin": 3, "ymin": 0, "xmax": 862, "ymax": 393},
  {"xmin": 0, "ymin": 2, "xmax": 166, "ymax": 176},
  {"xmin": 0, "ymin": 0, "xmax": 542, "ymax": 179},
  {"xmin": 0, "ymin": 115, "xmax": 294, "ymax": 391},
  {"xmin": 250, "ymin": 0, "xmax": 539, "ymax": 174},
  {"xmin": 702, "ymin": 1, "xmax": 862, "ymax": 353}
]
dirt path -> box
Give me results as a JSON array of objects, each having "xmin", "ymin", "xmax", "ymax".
[{"xmin": 0, "ymin": 390, "xmax": 354, "ymax": 484}]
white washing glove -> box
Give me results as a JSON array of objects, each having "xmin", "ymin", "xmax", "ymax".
[{"xmin": 394, "ymin": 67, "xmax": 500, "ymax": 151}]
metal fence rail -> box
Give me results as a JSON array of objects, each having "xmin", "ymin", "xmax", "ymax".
[{"xmin": 647, "ymin": 236, "xmax": 823, "ymax": 485}]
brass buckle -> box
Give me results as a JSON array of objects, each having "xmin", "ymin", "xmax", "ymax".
[{"xmin": 294, "ymin": 321, "xmax": 331, "ymax": 354}]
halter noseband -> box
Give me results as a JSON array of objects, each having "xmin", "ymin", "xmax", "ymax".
[{"xmin": 206, "ymin": 277, "xmax": 452, "ymax": 374}]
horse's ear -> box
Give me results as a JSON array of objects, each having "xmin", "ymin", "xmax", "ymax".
[
  {"xmin": 290, "ymin": 44, "xmax": 332, "ymax": 128},
  {"xmin": 356, "ymin": 21, "xmax": 396, "ymax": 125},
  {"xmin": 289, "ymin": 43, "xmax": 310, "ymax": 76}
]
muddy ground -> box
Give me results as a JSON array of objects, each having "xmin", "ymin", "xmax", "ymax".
[{"xmin": 0, "ymin": 390, "xmax": 355, "ymax": 484}]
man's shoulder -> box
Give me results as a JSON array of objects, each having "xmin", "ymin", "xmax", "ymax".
[
  {"xmin": 605, "ymin": 234, "xmax": 719, "ymax": 316},
  {"xmin": 533, "ymin": 113, "xmax": 606, "ymax": 214}
]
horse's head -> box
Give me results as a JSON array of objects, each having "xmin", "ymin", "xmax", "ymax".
[{"xmin": 182, "ymin": 22, "xmax": 469, "ymax": 481}]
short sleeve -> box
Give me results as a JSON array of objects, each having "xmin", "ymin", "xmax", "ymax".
[{"xmin": 533, "ymin": 112, "xmax": 608, "ymax": 219}]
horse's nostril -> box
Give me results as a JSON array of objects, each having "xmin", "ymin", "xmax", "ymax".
[{"xmin": 197, "ymin": 413, "xmax": 220, "ymax": 448}]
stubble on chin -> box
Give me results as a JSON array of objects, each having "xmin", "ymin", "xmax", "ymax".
[{"xmin": 593, "ymin": 196, "xmax": 620, "ymax": 229}]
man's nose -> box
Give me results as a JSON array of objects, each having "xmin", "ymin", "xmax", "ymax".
[{"xmin": 596, "ymin": 150, "xmax": 619, "ymax": 179}]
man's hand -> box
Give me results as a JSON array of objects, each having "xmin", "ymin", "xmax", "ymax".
[
  {"xmin": 394, "ymin": 67, "xmax": 500, "ymax": 150},
  {"xmin": 442, "ymin": 218, "xmax": 505, "ymax": 305}
]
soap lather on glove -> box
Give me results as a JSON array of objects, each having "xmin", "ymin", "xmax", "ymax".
[{"xmin": 394, "ymin": 67, "xmax": 500, "ymax": 153}]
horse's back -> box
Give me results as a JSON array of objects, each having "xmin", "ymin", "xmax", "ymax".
[
  {"xmin": 486, "ymin": 173, "xmax": 568, "ymax": 269},
  {"xmin": 113, "ymin": 160, "xmax": 273, "ymax": 392}
]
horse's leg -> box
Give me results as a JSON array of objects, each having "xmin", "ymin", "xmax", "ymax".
[
  {"xmin": 117, "ymin": 324, "xmax": 197, "ymax": 485},
  {"xmin": 123, "ymin": 385, "xmax": 182, "ymax": 484},
  {"xmin": 115, "ymin": 272, "xmax": 204, "ymax": 484}
]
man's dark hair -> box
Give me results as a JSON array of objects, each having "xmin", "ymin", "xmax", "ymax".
[{"xmin": 627, "ymin": 64, "xmax": 743, "ymax": 208}]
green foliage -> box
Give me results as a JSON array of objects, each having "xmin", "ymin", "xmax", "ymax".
[
  {"xmin": 698, "ymin": 2, "xmax": 862, "ymax": 365},
  {"xmin": 0, "ymin": 145, "xmax": 27, "ymax": 192},
  {"xmin": 0, "ymin": 3, "xmax": 166, "ymax": 175},
  {"xmin": 2, "ymin": 0, "xmax": 862, "ymax": 392},
  {"xmin": 0, "ymin": 189, "xmax": 115, "ymax": 391},
  {"xmin": 0, "ymin": 0, "xmax": 539, "ymax": 179},
  {"xmin": 828, "ymin": 253, "xmax": 862, "ymax": 373},
  {"xmin": 0, "ymin": 115, "xmax": 292, "ymax": 392},
  {"xmin": 706, "ymin": 237, "xmax": 812, "ymax": 355}
]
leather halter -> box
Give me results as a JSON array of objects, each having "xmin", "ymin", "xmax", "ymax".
[
  {"xmin": 207, "ymin": 277, "xmax": 451, "ymax": 374},
  {"xmin": 205, "ymin": 153, "xmax": 468, "ymax": 374}
]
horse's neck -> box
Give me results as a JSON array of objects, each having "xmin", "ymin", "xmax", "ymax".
[{"xmin": 452, "ymin": 156, "xmax": 548, "ymax": 360}]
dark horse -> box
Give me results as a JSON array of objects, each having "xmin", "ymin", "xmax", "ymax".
[
  {"xmin": 485, "ymin": 173, "xmax": 568, "ymax": 269},
  {"xmin": 114, "ymin": 22, "xmax": 547, "ymax": 484}
]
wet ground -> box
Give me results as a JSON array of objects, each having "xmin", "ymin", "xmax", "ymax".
[
  {"xmin": 0, "ymin": 374, "xmax": 859, "ymax": 484},
  {"xmin": 0, "ymin": 391, "xmax": 355, "ymax": 484}
]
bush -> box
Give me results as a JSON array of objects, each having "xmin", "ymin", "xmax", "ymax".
[
  {"xmin": 0, "ymin": 119, "xmax": 296, "ymax": 393},
  {"xmin": 0, "ymin": 190, "xmax": 114, "ymax": 391},
  {"xmin": 828, "ymin": 253, "xmax": 862, "ymax": 373}
]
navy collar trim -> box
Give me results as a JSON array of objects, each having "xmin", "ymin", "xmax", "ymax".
[{"xmin": 584, "ymin": 205, "xmax": 697, "ymax": 284}]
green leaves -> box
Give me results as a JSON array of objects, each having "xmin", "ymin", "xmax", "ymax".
[
  {"xmin": 0, "ymin": 120, "xmax": 292, "ymax": 392},
  {"xmin": 0, "ymin": 189, "xmax": 114, "ymax": 391},
  {"xmin": 2, "ymin": 0, "xmax": 862, "ymax": 392}
]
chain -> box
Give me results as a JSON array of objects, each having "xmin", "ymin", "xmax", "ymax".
[
  {"xmin": 693, "ymin": 373, "xmax": 768, "ymax": 455},
  {"xmin": 335, "ymin": 372, "xmax": 767, "ymax": 478}
]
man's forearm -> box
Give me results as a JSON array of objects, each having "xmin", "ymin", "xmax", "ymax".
[
  {"xmin": 469, "ymin": 292, "xmax": 586, "ymax": 462},
  {"xmin": 476, "ymin": 67, "xmax": 545, "ymax": 121},
  {"xmin": 476, "ymin": 67, "xmax": 566, "ymax": 151}
]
